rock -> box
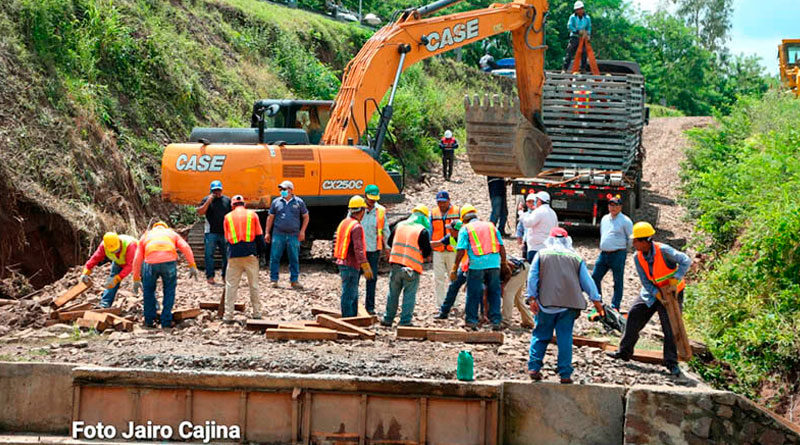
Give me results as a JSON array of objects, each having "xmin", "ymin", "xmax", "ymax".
[
  {"xmin": 57, "ymin": 333, "xmax": 70, "ymax": 339},
  {"xmin": 69, "ymin": 340, "xmax": 89, "ymax": 349},
  {"xmin": 45, "ymin": 324, "xmax": 74, "ymax": 333},
  {"xmin": 717, "ymin": 405, "xmax": 733, "ymax": 419},
  {"xmin": 758, "ymin": 429, "xmax": 786, "ymax": 445}
]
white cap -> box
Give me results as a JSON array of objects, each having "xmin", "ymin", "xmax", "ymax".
[
  {"xmin": 279, "ymin": 180, "xmax": 294, "ymax": 190},
  {"xmin": 444, "ymin": 130, "xmax": 453, "ymax": 138},
  {"xmin": 574, "ymin": 1, "xmax": 584, "ymax": 9},
  {"xmin": 525, "ymin": 193, "xmax": 537, "ymax": 202},
  {"xmin": 536, "ymin": 191, "xmax": 551, "ymax": 203}
]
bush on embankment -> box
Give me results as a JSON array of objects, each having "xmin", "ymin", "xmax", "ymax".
[{"xmin": 681, "ymin": 91, "xmax": 800, "ymax": 409}]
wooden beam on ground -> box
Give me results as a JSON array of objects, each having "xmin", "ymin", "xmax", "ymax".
[
  {"xmin": 53, "ymin": 282, "xmax": 89, "ymax": 308},
  {"xmin": 245, "ymin": 320, "xmax": 282, "ymax": 332},
  {"xmin": 76, "ymin": 318, "xmax": 106, "ymax": 332},
  {"xmin": 339, "ymin": 315, "xmax": 378, "ymax": 327},
  {"xmin": 82, "ymin": 311, "xmax": 114, "ymax": 324},
  {"xmin": 396, "ymin": 327, "xmax": 464, "ymax": 339},
  {"xmin": 0, "ymin": 298, "xmax": 18, "ymax": 307},
  {"xmin": 54, "ymin": 302, "xmax": 92, "ymax": 317},
  {"xmin": 427, "ymin": 331, "xmax": 504, "ymax": 344},
  {"xmin": 310, "ymin": 306, "xmax": 341, "ymax": 318},
  {"xmin": 107, "ymin": 314, "xmax": 133, "ymax": 332},
  {"xmin": 603, "ymin": 345, "xmax": 666, "ymax": 365},
  {"xmin": 57, "ymin": 307, "xmax": 121, "ymax": 322},
  {"xmin": 199, "ymin": 301, "xmax": 245, "ymax": 311},
  {"xmin": 266, "ymin": 328, "xmax": 339, "ymax": 341},
  {"xmin": 172, "ymin": 308, "xmax": 201, "ymax": 321},
  {"xmin": 316, "ymin": 315, "xmax": 376, "ymax": 340},
  {"xmin": 552, "ymin": 336, "xmax": 610, "ymax": 350}
]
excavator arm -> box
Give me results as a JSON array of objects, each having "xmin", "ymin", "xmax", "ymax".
[{"xmin": 321, "ymin": 0, "xmax": 550, "ymax": 163}]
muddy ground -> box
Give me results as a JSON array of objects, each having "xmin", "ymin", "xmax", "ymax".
[{"xmin": 0, "ymin": 117, "xmax": 713, "ymax": 386}]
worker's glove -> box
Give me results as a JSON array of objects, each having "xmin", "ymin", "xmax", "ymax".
[
  {"xmin": 592, "ymin": 300, "xmax": 605, "ymax": 317},
  {"xmin": 360, "ymin": 262, "xmax": 374, "ymax": 280},
  {"xmin": 133, "ymin": 279, "xmax": 142, "ymax": 297},
  {"xmin": 188, "ymin": 264, "xmax": 199, "ymax": 280},
  {"xmin": 528, "ymin": 298, "xmax": 540, "ymax": 315},
  {"xmin": 80, "ymin": 268, "xmax": 92, "ymax": 285},
  {"xmin": 449, "ymin": 269, "xmax": 458, "ymax": 282},
  {"xmin": 104, "ymin": 274, "xmax": 122, "ymax": 290}
]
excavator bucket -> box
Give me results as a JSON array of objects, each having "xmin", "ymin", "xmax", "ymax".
[{"xmin": 464, "ymin": 94, "xmax": 552, "ymax": 178}]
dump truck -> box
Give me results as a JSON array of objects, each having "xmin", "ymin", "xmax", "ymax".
[
  {"xmin": 779, "ymin": 39, "xmax": 800, "ymax": 97},
  {"xmin": 161, "ymin": 0, "xmax": 554, "ymax": 266}
]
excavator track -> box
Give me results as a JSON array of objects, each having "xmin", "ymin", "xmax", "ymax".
[{"xmin": 464, "ymin": 94, "xmax": 552, "ymax": 178}]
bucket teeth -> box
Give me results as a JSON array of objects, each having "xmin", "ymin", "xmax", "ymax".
[{"xmin": 464, "ymin": 94, "xmax": 552, "ymax": 178}]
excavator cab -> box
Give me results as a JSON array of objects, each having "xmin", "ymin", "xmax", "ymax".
[{"xmin": 779, "ymin": 39, "xmax": 800, "ymax": 97}]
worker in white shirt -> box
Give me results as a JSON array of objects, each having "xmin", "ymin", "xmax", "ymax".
[{"xmin": 520, "ymin": 191, "xmax": 558, "ymax": 262}]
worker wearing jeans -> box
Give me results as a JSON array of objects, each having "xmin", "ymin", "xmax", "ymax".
[
  {"xmin": 265, "ymin": 180, "xmax": 309, "ymax": 288},
  {"xmin": 196, "ymin": 180, "xmax": 231, "ymax": 284},
  {"xmin": 592, "ymin": 196, "xmax": 633, "ymax": 310},
  {"xmin": 142, "ymin": 261, "xmax": 178, "ymax": 326},
  {"xmin": 334, "ymin": 196, "xmax": 372, "ymax": 318}
]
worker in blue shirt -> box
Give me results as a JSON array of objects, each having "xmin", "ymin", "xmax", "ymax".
[
  {"xmin": 606, "ymin": 222, "xmax": 692, "ymax": 377},
  {"xmin": 592, "ymin": 195, "xmax": 633, "ymax": 310},
  {"xmin": 525, "ymin": 227, "xmax": 603, "ymax": 384},
  {"xmin": 562, "ymin": 1, "xmax": 592, "ymax": 72}
]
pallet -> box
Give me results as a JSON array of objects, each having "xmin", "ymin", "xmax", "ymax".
[
  {"xmin": 53, "ymin": 282, "xmax": 89, "ymax": 308},
  {"xmin": 316, "ymin": 315, "xmax": 375, "ymax": 340}
]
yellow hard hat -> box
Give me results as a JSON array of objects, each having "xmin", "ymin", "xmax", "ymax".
[
  {"xmin": 153, "ymin": 221, "xmax": 169, "ymax": 229},
  {"xmin": 103, "ymin": 232, "xmax": 121, "ymax": 252},
  {"xmin": 348, "ymin": 195, "xmax": 367, "ymax": 209},
  {"xmin": 411, "ymin": 204, "xmax": 430, "ymax": 218},
  {"xmin": 460, "ymin": 204, "xmax": 478, "ymax": 221},
  {"xmin": 631, "ymin": 221, "xmax": 656, "ymax": 239}
]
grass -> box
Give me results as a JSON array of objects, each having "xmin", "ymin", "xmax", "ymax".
[{"xmin": 647, "ymin": 103, "xmax": 685, "ymax": 117}]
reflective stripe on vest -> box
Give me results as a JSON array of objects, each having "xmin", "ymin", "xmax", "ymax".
[
  {"xmin": 334, "ymin": 217, "xmax": 362, "ymax": 260},
  {"xmin": 143, "ymin": 228, "xmax": 177, "ymax": 257},
  {"xmin": 375, "ymin": 205, "xmax": 386, "ymax": 251},
  {"xmin": 225, "ymin": 208, "xmax": 257, "ymax": 244},
  {"xmin": 389, "ymin": 224, "xmax": 424, "ymax": 273},
  {"xmin": 431, "ymin": 205, "xmax": 460, "ymax": 252},
  {"xmin": 636, "ymin": 242, "xmax": 686, "ymax": 292},
  {"xmin": 105, "ymin": 235, "xmax": 137, "ymax": 265},
  {"xmin": 466, "ymin": 221, "xmax": 500, "ymax": 256}
]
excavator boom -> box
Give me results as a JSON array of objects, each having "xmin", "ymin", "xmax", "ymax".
[{"xmin": 321, "ymin": 0, "xmax": 552, "ymax": 177}]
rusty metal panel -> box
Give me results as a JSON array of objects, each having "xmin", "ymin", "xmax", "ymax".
[
  {"xmin": 191, "ymin": 390, "xmax": 240, "ymax": 428},
  {"xmin": 309, "ymin": 392, "xmax": 361, "ymax": 441},
  {"xmin": 138, "ymin": 388, "xmax": 188, "ymax": 432},
  {"xmin": 366, "ymin": 396, "xmax": 420, "ymax": 443},
  {"xmin": 426, "ymin": 398, "xmax": 485, "ymax": 445},
  {"xmin": 245, "ymin": 391, "xmax": 294, "ymax": 443},
  {"xmin": 77, "ymin": 386, "xmax": 135, "ymax": 431}
]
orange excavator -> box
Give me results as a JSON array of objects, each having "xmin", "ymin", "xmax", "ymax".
[
  {"xmin": 779, "ymin": 39, "xmax": 800, "ymax": 97},
  {"xmin": 161, "ymin": 0, "xmax": 552, "ymax": 262}
]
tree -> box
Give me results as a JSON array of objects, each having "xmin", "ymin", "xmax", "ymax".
[{"xmin": 672, "ymin": 0, "xmax": 733, "ymax": 52}]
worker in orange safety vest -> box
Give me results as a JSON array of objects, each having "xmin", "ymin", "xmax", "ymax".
[
  {"xmin": 222, "ymin": 195, "xmax": 266, "ymax": 323},
  {"xmin": 80, "ymin": 232, "xmax": 138, "ymax": 308},
  {"xmin": 333, "ymin": 195, "xmax": 373, "ymax": 317},
  {"xmin": 132, "ymin": 221, "xmax": 197, "ymax": 328}
]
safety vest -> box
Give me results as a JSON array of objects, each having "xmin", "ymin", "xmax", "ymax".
[
  {"xmin": 224, "ymin": 207, "xmax": 260, "ymax": 244},
  {"xmin": 374, "ymin": 204, "xmax": 386, "ymax": 251},
  {"xmin": 465, "ymin": 221, "xmax": 500, "ymax": 256},
  {"xmin": 104, "ymin": 235, "xmax": 137, "ymax": 265},
  {"xmin": 431, "ymin": 205, "xmax": 460, "ymax": 252},
  {"xmin": 636, "ymin": 242, "xmax": 686, "ymax": 293},
  {"xmin": 141, "ymin": 227, "xmax": 180, "ymax": 263},
  {"xmin": 389, "ymin": 223, "xmax": 425, "ymax": 273},
  {"xmin": 334, "ymin": 217, "xmax": 365, "ymax": 260}
]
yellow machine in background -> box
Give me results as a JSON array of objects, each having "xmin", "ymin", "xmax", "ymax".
[{"xmin": 779, "ymin": 39, "xmax": 800, "ymax": 97}]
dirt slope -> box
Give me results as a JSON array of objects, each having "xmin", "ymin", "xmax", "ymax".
[{"xmin": 0, "ymin": 117, "xmax": 712, "ymax": 386}]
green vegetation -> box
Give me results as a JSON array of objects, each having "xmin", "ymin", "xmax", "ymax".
[
  {"xmin": 681, "ymin": 91, "xmax": 800, "ymax": 406},
  {"xmin": 648, "ymin": 104, "xmax": 685, "ymax": 118}
]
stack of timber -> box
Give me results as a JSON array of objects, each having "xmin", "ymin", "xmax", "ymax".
[{"xmin": 247, "ymin": 305, "xmax": 378, "ymax": 341}]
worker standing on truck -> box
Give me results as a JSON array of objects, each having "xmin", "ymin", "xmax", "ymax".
[
  {"xmin": 526, "ymin": 227, "xmax": 603, "ymax": 383},
  {"xmin": 430, "ymin": 191, "xmax": 460, "ymax": 307},
  {"xmin": 222, "ymin": 195, "xmax": 266, "ymax": 323},
  {"xmin": 361, "ymin": 185, "xmax": 389, "ymax": 315},
  {"xmin": 520, "ymin": 191, "xmax": 558, "ymax": 262},
  {"xmin": 562, "ymin": 1, "xmax": 592, "ymax": 72},
  {"xmin": 606, "ymin": 222, "xmax": 692, "ymax": 377},
  {"xmin": 334, "ymin": 196, "xmax": 373, "ymax": 318},
  {"xmin": 487, "ymin": 177, "xmax": 509, "ymax": 236},
  {"xmin": 196, "ymin": 180, "xmax": 231, "ymax": 285},
  {"xmin": 265, "ymin": 180, "xmax": 309, "ymax": 289},
  {"xmin": 592, "ymin": 195, "xmax": 633, "ymax": 311},
  {"xmin": 451, "ymin": 205, "xmax": 509, "ymax": 331},
  {"xmin": 438, "ymin": 130, "xmax": 458, "ymax": 181},
  {"xmin": 132, "ymin": 221, "xmax": 197, "ymax": 328},
  {"xmin": 80, "ymin": 232, "xmax": 138, "ymax": 308},
  {"xmin": 435, "ymin": 220, "xmax": 468, "ymax": 319},
  {"xmin": 381, "ymin": 205, "xmax": 432, "ymax": 328}
]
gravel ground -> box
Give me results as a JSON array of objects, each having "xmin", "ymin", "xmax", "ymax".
[{"xmin": 0, "ymin": 117, "xmax": 713, "ymax": 387}]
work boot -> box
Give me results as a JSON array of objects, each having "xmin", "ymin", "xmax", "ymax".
[
  {"xmin": 560, "ymin": 377, "xmax": 574, "ymax": 384},
  {"xmin": 667, "ymin": 364, "xmax": 683, "ymax": 377},
  {"xmin": 528, "ymin": 370, "xmax": 542, "ymax": 381},
  {"xmin": 605, "ymin": 350, "xmax": 630, "ymax": 362},
  {"xmin": 434, "ymin": 312, "xmax": 448, "ymax": 320},
  {"xmin": 398, "ymin": 322, "xmax": 415, "ymax": 327},
  {"xmin": 290, "ymin": 282, "xmax": 304, "ymax": 290},
  {"xmin": 251, "ymin": 313, "xmax": 262, "ymax": 320},
  {"xmin": 465, "ymin": 323, "xmax": 479, "ymax": 331},
  {"xmin": 491, "ymin": 323, "xmax": 503, "ymax": 331},
  {"xmin": 380, "ymin": 320, "xmax": 393, "ymax": 328},
  {"xmin": 207, "ymin": 277, "xmax": 215, "ymax": 285}
]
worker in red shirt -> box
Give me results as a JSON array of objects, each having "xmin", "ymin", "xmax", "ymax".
[{"xmin": 80, "ymin": 232, "xmax": 138, "ymax": 308}]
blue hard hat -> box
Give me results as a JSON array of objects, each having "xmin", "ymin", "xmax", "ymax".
[
  {"xmin": 210, "ymin": 180, "xmax": 223, "ymax": 191},
  {"xmin": 436, "ymin": 190, "xmax": 450, "ymax": 202}
]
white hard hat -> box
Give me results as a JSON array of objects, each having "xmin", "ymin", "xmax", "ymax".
[
  {"xmin": 525, "ymin": 193, "xmax": 537, "ymax": 202},
  {"xmin": 536, "ymin": 191, "xmax": 551, "ymax": 203},
  {"xmin": 279, "ymin": 180, "xmax": 294, "ymax": 190},
  {"xmin": 574, "ymin": 1, "xmax": 584, "ymax": 10},
  {"xmin": 444, "ymin": 130, "xmax": 453, "ymax": 138}
]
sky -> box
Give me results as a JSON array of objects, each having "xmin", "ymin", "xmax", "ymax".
[{"xmin": 629, "ymin": 0, "xmax": 794, "ymax": 76}]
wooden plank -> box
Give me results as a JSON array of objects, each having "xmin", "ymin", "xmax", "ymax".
[
  {"xmin": 656, "ymin": 285, "xmax": 692, "ymax": 361},
  {"xmin": 396, "ymin": 327, "xmax": 463, "ymax": 339},
  {"xmin": 55, "ymin": 301, "xmax": 92, "ymax": 317},
  {"xmin": 316, "ymin": 315, "xmax": 376, "ymax": 340},
  {"xmin": 199, "ymin": 301, "xmax": 246, "ymax": 311},
  {"xmin": 311, "ymin": 306, "xmax": 341, "ymax": 318},
  {"xmin": 76, "ymin": 318, "xmax": 106, "ymax": 332},
  {"xmin": 552, "ymin": 336, "xmax": 609, "ymax": 350},
  {"xmin": 107, "ymin": 314, "xmax": 133, "ymax": 332},
  {"xmin": 82, "ymin": 311, "xmax": 114, "ymax": 324},
  {"xmin": 426, "ymin": 331, "xmax": 504, "ymax": 344},
  {"xmin": 53, "ymin": 282, "xmax": 89, "ymax": 308},
  {"xmin": 245, "ymin": 320, "xmax": 282, "ymax": 332},
  {"xmin": 339, "ymin": 315, "xmax": 378, "ymax": 327},
  {"xmin": 603, "ymin": 345, "xmax": 665, "ymax": 365},
  {"xmin": 172, "ymin": 308, "xmax": 201, "ymax": 321},
  {"xmin": 265, "ymin": 328, "xmax": 339, "ymax": 341},
  {"xmin": 57, "ymin": 307, "xmax": 121, "ymax": 322}
]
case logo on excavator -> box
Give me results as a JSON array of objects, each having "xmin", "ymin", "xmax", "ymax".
[
  {"xmin": 175, "ymin": 154, "xmax": 226, "ymax": 172},
  {"xmin": 424, "ymin": 19, "xmax": 479, "ymax": 52},
  {"xmin": 322, "ymin": 179, "xmax": 364, "ymax": 190}
]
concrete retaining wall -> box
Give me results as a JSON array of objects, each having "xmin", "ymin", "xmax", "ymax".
[{"xmin": 0, "ymin": 362, "xmax": 80, "ymax": 434}]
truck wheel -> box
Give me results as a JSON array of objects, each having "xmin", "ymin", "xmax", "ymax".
[{"xmin": 635, "ymin": 169, "xmax": 643, "ymax": 209}]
